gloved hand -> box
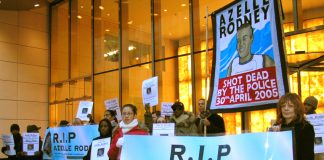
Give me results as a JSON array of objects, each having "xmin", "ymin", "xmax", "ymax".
[{"xmin": 116, "ymin": 137, "xmax": 124, "ymax": 148}]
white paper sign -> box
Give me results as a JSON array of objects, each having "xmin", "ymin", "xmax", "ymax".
[
  {"xmin": 105, "ymin": 98, "xmax": 122, "ymax": 121},
  {"xmin": 1, "ymin": 134, "xmax": 16, "ymax": 156},
  {"xmin": 142, "ymin": 76, "xmax": 158, "ymax": 107},
  {"xmin": 161, "ymin": 102, "xmax": 174, "ymax": 116},
  {"xmin": 152, "ymin": 123, "xmax": 175, "ymax": 136},
  {"xmin": 91, "ymin": 138, "xmax": 111, "ymax": 160},
  {"xmin": 306, "ymin": 114, "xmax": 324, "ymax": 153},
  {"xmin": 76, "ymin": 101, "xmax": 94, "ymax": 121},
  {"xmin": 23, "ymin": 133, "xmax": 39, "ymax": 156}
]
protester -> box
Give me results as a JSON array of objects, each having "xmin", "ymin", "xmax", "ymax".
[
  {"xmin": 58, "ymin": 120, "xmax": 70, "ymax": 126},
  {"xmin": 72, "ymin": 118, "xmax": 83, "ymax": 126},
  {"xmin": 87, "ymin": 114, "xmax": 96, "ymax": 124},
  {"xmin": 169, "ymin": 101, "xmax": 198, "ymax": 136},
  {"xmin": 196, "ymin": 98, "xmax": 225, "ymax": 136},
  {"xmin": 274, "ymin": 93, "xmax": 315, "ymax": 160},
  {"xmin": 83, "ymin": 119, "xmax": 113, "ymax": 160},
  {"xmin": 108, "ymin": 104, "xmax": 149, "ymax": 160},
  {"xmin": 304, "ymin": 96, "xmax": 318, "ymax": 115},
  {"xmin": 22, "ymin": 125, "xmax": 43, "ymax": 160},
  {"xmin": 1, "ymin": 124, "xmax": 23, "ymax": 160},
  {"xmin": 104, "ymin": 110, "xmax": 118, "ymax": 127}
]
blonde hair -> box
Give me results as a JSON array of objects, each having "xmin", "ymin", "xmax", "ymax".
[{"xmin": 276, "ymin": 93, "xmax": 305, "ymax": 125}]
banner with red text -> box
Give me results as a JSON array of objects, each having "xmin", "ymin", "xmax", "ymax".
[{"xmin": 208, "ymin": 0, "xmax": 289, "ymax": 111}]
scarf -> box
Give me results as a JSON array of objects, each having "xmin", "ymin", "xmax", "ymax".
[{"xmin": 119, "ymin": 119, "xmax": 138, "ymax": 134}]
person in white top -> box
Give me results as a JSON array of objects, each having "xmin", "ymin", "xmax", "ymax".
[{"xmin": 227, "ymin": 23, "xmax": 275, "ymax": 77}]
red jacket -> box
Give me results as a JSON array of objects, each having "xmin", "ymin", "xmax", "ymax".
[{"xmin": 108, "ymin": 125, "xmax": 149, "ymax": 160}]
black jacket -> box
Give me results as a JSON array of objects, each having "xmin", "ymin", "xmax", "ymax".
[{"xmin": 281, "ymin": 121, "xmax": 315, "ymax": 160}]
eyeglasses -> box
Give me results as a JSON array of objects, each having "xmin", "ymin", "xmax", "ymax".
[{"xmin": 122, "ymin": 112, "xmax": 134, "ymax": 116}]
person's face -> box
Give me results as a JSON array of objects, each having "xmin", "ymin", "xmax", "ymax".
[
  {"xmin": 100, "ymin": 121, "xmax": 110, "ymax": 136},
  {"xmin": 156, "ymin": 117, "xmax": 166, "ymax": 123},
  {"xmin": 152, "ymin": 113, "xmax": 157, "ymax": 122},
  {"xmin": 173, "ymin": 108, "xmax": 184, "ymax": 118},
  {"xmin": 104, "ymin": 111, "xmax": 114, "ymax": 121},
  {"xmin": 304, "ymin": 104, "xmax": 313, "ymax": 114},
  {"xmin": 122, "ymin": 107, "xmax": 135, "ymax": 124},
  {"xmin": 281, "ymin": 101, "xmax": 296, "ymax": 123},
  {"xmin": 11, "ymin": 129, "xmax": 19, "ymax": 135},
  {"xmin": 198, "ymin": 100, "xmax": 205, "ymax": 112},
  {"xmin": 237, "ymin": 27, "xmax": 253, "ymax": 59}
]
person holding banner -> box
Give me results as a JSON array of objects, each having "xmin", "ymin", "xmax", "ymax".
[
  {"xmin": 22, "ymin": 125, "xmax": 43, "ymax": 160},
  {"xmin": 196, "ymin": 99, "xmax": 225, "ymax": 136},
  {"xmin": 108, "ymin": 104, "xmax": 149, "ymax": 160},
  {"xmin": 227, "ymin": 23, "xmax": 275, "ymax": 77},
  {"xmin": 83, "ymin": 118, "xmax": 113, "ymax": 160},
  {"xmin": 1, "ymin": 124, "xmax": 23, "ymax": 160},
  {"xmin": 169, "ymin": 101, "xmax": 198, "ymax": 136},
  {"xmin": 274, "ymin": 93, "xmax": 315, "ymax": 160}
]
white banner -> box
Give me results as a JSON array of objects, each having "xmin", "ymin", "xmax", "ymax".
[
  {"xmin": 161, "ymin": 102, "xmax": 173, "ymax": 116},
  {"xmin": 306, "ymin": 114, "xmax": 324, "ymax": 153},
  {"xmin": 152, "ymin": 123, "xmax": 175, "ymax": 136},
  {"xmin": 76, "ymin": 101, "xmax": 94, "ymax": 121},
  {"xmin": 121, "ymin": 131, "xmax": 293, "ymax": 160},
  {"xmin": 90, "ymin": 138, "xmax": 111, "ymax": 160},
  {"xmin": 1, "ymin": 134, "xmax": 16, "ymax": 156},
  {"xmin": 23, "ymin": 133, "xmax": 40, "ymax": 156},
  {"xmin": 142, "ymin": 76, "xmax": 158, "ymax": 107}
]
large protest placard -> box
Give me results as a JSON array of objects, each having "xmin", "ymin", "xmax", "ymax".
[
  {"xmin": 1, "ymin": 134, "xmax": 16, "ymax": 156},
  {"xmin": 121, "ymin": 131, "xmax": 294, "ymax": 160},
  {"xmin": 76, "ymin": 101, "xmax": 94, "ymax": 121},
  {"xmin": 208, "ymin": 0, "xmax": 289, "ymax": 111},
  {"xmin": 51, "ymin": 125, "xmax": 99, "ymax": 159},
  {"xmin": 104, "ymin": 98, "xmax": 122, "ymax": 121},
  {"xmin": 90, "ymin": 138, "xmax": 111, "ymax": 160},
  {"xmin": 142, "ymin": 76, "xmax": 158, "ymax": 107},
  {"xmin": 306, "ymin": 114, "xmax": 324, "ymax": 153},
  {"xmin": 23, "ymin": 133, "xmax": 40, "ymax": 156}
]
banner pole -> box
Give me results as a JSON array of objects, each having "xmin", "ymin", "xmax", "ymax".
[{"xmin": 204, "ymin": 6, "xmax": 209, "ymax": 137}]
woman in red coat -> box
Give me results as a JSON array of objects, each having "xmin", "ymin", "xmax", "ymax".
[{"xmin": 108, "ymin": 104, "xmax": 149, "ymax": 160}]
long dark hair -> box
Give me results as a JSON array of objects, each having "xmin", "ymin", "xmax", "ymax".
[{"xmin": 98, "ymin": 119, "xmax": 113, "ymax": 137}]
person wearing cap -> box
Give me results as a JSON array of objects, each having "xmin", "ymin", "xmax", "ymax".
[
  {"xmin": 304, "ymin": 96, "xmax": 318, "ymax": 115},
  {"xmin": 1, "ymin": 124, "xmax": 23, "ymax": 159},
  {"xmin": 22, "ymin": 125, "xmax": 43, "ymax": 160},
  {"xmin": 169, "ymin": 101, "xmax": 198, "ymax": 136}
]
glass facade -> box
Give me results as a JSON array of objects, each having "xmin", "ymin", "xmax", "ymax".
[{"xmin": 49, "ymin": 0, "xmax": 324, "ymax": 134}]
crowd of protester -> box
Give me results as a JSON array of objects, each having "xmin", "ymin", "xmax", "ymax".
[{"xmin": 1, "ymin": 94, "xmax": 320, "ymax": 160}]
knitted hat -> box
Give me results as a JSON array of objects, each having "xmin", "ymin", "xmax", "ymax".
[
  {"xmin": 304, "ymin": 96, "xmax": 318, "ymax": 109},
  {"xmin": 171, "ymin": 101, "xmax": 184, "ymax": 111}
]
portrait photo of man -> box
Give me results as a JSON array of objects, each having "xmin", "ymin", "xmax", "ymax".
[{"xmin": 227, "ymin": 23, "xmax": 275, "ymax": 77}]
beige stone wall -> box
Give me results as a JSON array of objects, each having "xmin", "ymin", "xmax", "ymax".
[{"xmin": 0, "ymin": 6, "xmax": 48, "ymax": 158}]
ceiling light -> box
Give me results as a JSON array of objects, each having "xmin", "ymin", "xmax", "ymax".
[
  {"xmin": 105, "ymin": 29, "xmax": 110, "ymax": 32},
  {"xmin": 104, "ymin": 40, "xmax": 107, "ymax": 43},
  {"xmin": 107, "ymin": 13, "xmax": 110, "ymax": 16},
  {"xmin": 99, "ymin": 6, "xmax": 104, "ymax": 10},
  {"xmin": 77, "ymin": 15, "xmax": 82, "ymax": 19},
  {"xmin": 128, "ymin": 20, "xmax": 133, "ymax": 25},
  {"xmin": 184, "ymin": 17, "xmax": 188, "ymax": 20},
  {"xmin": 128, "ymin": 45, "xmax": 136, "ymax": 51},
  {"xmin": 34, "ymin": 3, "xmax": 40, "ymax": 7},
  {"xmin": 153, "ymin": 13, "xmax": 158, "ymax": 16},
  {"xmin": 181, "ymin": 3, "xmax": 186, "ymax": 7},
  {"xmin": 80, "ymin": 6, "xmax": 84, "ymax": 9},
  {"xmin": 135, "ymin": 57, "xmax": 139, "ymax": 60},
  {"xmin": 163, "ymin": 9, "xmax": 168, "ymax": 12}
]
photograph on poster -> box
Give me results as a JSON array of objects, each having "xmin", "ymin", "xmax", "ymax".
[{"xmin": 208, "ymin": 0, "xmax": 288, "ymax": 111}]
